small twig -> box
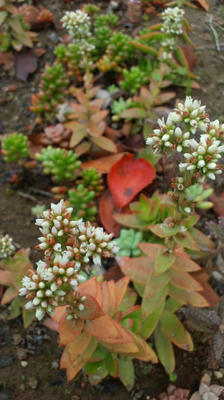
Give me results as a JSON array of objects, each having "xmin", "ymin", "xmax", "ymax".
[
  {"xmin": 29, "ymin": 187, "xmax": 54, "ymax": 198},
  {"xmin": 208, "ymin": 14, "xmax": 221, "ymax": 52},
  {"xmin": 18, "ymin": 191, "xmax": 38, "ymax": 202},
  {"xmin": 196, "ymin": 43, "xmax": 224, "ymax": 50}
]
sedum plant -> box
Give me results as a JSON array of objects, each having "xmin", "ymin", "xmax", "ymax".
[
  {"xmin": 68, "ymin": 185, "xmax": 97, "ymax": 221},
  {"xmin": 190, "ymin": 373, "xmax": 224, "ymax": 400},
  {"xmin": 35, "ymin": 146, "xmax": 81, "ymax": 182},
  {"xmin": 18, "ymin": 200, "xmax": 158, "ymax": 388},
  {"xmin": 114, "ymin": 229, "xmax": 143, "ymax": 257},
  {"xmin": 117, "ymin": 97, "xmax": 223, "ymax": 375},
  {"xmin": 30, "ymin": 64, "xmax": 69, "ymax": 122},
  {"xmin": 2, "ymin": 133, "xmax": 29, "ymax": 163},
  {"xmin": 65, "ymin": 75, "xmax": 116, "ymax": 153},
  {"xmin": 80, "ymin": 168, "xmax": 104, "ymax": 196},
  {"xmin": 0, "ymin": 234, "xmax": 15, "ymax": 259},
  {"xmin": 0, "ymin": 0, "xmax": 35, "ymax": 51}
]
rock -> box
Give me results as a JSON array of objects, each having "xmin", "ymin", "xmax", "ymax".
[
  {"xmin": 214, "ymin": 371, "xmax": 223, "ymax": 379},
  {"xmin": 21, "ymin": 361, "xmax": 28, "ymax": 367},
  {"xmin": 0, "ymin": 355, "xmax": 14, "ymax": 368},
  {"xmin": 95, "ymin": 89, "xmax": 112, "ymax": 109},
  {"xmin": 28, "ymin": 377, "xmax": 38, "ymax": 390},
  {"xmin": 0, "ymin": 392, "xmax": 9, "ymax": 400},
  {"xmin": 13, "ymin": 333, "xmax": 22, "ymax": 345},
  {"xmin": 51, "ymin": 360, "xmax": 59, "ymax": 369}
]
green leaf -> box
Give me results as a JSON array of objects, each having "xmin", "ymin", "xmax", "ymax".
[
  {"xmin": 91, "ymin": 136, "xmax": 117, "ymax": 153},
  {"xmin": 154, "ymin": 325, "xmax": 175, "ymax": 374},
  {"xmin": 155, "ymin": 251, "xmax": 176, "ymax": 275},
  {"xmin": 22, "ymin": 308, "xmax": 35, "ymax": 329},
  {"xmin": 84, "ymin": 360, "xmax": 104, "ymax": 374},
  {"xmin": 141, "ymin": 300, "xmax": 165, "ymax": 339},
  {"xmin": 119, "ymin": 108, "xmax": 147, "ymax": 120},
  {"xmin": 160, "ymin": 310, "xmax": 193, "ymax": 351},
  {"xmin": 174, "ymin": 232, "xmax": 200, "ymax": 251},
  {"xmin": 118, "ymin": 357, "xmax": 135, "ymax": 390},
  {"xmin": 0, "ymin": 11, "xmax": 8, "ymax": 26},
  {"xmin": 105, "ymin": 353, "xmax": 117, "ymax": 376},
  {"xmin": 142, "ymin": 284, "xmax": 168, "ymax": 317},
  {"xmin": 165, "ymin": 297, "xmax": 182, "ymax": 313},
  {"xmin": 9, "ymin": 296, "xmax": 24, "ymax": 319}
]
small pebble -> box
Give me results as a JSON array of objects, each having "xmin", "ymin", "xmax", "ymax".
[
  {"xmin": 13, "ymin": 333, "xmax": 22, "ymax": 345},
  {"xmin": 21, "ymin": 361, "xmax": 28, "ymax": 367},
  {"xmin": 214, "ymin": 371, "xmax": 223, "ymax": 379},
  {"xmin": 16, "ymin": 348, "xmax": 28, "ymax": 361},
  {"xmin": 51, "ymin": 361, "xmax": 58, "ymax": 369},
  {"xmin": 0, "ymin": 355, "xmax": 14, "ymax": 368}
]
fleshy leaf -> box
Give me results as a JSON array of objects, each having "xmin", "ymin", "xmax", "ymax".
[{"xmin": 154, "ymin": 325, "xmax": 175, "ymax": 374}]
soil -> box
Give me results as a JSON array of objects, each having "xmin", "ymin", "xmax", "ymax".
[{"xmin": 1, "ymin": 0, "xmax": 224, "ymax": 399}]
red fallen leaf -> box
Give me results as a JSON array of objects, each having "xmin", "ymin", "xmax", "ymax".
[
  {"xmin": 181, "ymin": 46, "xmax": 197, "ymax": 71},
  {"xmin": 194, "ymin": 0, "xmax": 209, "ymax": 11},
  {"xmin": 108, "ymin": 154, "xmax": 156, "ymax": 208},
  {"xmin": 82, "ymin": 153, "xmax": 128, "ymax": 174},
  {"xmin": 99, "ymin": 190, "xmax": 121, "ymax": 236},
  {"xmin": 0, "ymin": 51, "xmax": 14, "ymax": 71},
  {"xmin": 15, "ymin": 48, "xmax": 37, "ymax": 81},
  {"xmin": 211, "ymin": 193, "xmax": 224, "ymax": 217}
]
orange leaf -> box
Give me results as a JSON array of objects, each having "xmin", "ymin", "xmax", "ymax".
[
  {"xmin": 193, "ymin": 271, "xmax": 219, "ymax": 307},
  {"xmin": 91, "ymin": 136, "xmax": 117, "ymax": 153},
  {"xmin": 114, "ymin": 276, "xmax": 130, "ymax": 311},
  {"xmin": 82, "ymin": 153, "xmax": 128, "ymax": 174},
  {"xmin": 90, "ymin": 110, "xmax": 109, "ymax": 123},
  {"xmin": 99, "ymin": 190, "xmax": 121, "ymax": 235},
  {"xmin": 59, "ymin": 316, "xmax": 84, "ymax": 345},
  {"xmin": 169, "ymin": 269, "xmax": 203, "ymax": 292},
  {"xmin": 76, "ymin": 295, "xmax": 105, "ymax": 320},
  {"xmin": 67, "ymin": 331, "xmax": 91, "ymax": 362},
  {"xmin": 61, "ymin": 337, "xmax": 97, "ymax": 381},
  {"xmin": 138, "ymin": 243, "xmax": 165, "ymax": 260},
  {"xmin": 117, "ymin": 256, "xmax": 154, "ymax": 285},
  {"xmin": 85, "ymin": 315, "xmax": 131, "ymax": 344},
  {"xmin": 101, "ymin": 281, "xmax": 116, "ymax": 316},
  {"xmin": 1, "ymin": 286, "xmax": 17, "ymax": 305},
  {"xmin": 108, "ymin": 154, "xmax": 156, "ymax": 208},
  {"xmin": 78, "ymin": 277, "xmax": 103, "ymax": 308}
]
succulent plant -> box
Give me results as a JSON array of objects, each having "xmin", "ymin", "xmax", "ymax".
[
  {"xmin": 2, "ymin": 133, "xmax": 29, "ymax": 163},
  {"xmin": 93, "ymin": 13, "xmax": 118, "ymax": 29},
  {"xmin": 190, "ymin": 373, "xmax": 224, "ymax": 400},
  {"xmin": 31, "ymin": 205, "xmax": 46, "ymax": 218},
  {"xmin": 30, "ymin": 64, "xmax": 69, "ymax": 121},
  {"xmin": 35, "ymin": 146, "xmax": 81, "ymax": 182},
  {"xmin": 97, "ymin": 32, "xmax": 135, "ymax": 73},
  {"xmin": 0, "ymin": 234, "xmax": 15, "ymax": 259},
  {"xmin": 185, "ymin": 184, "xmax": 213, "ymax": 210},
  {"xmin": 114, "ymin": 229, "xmax": 143, "ymax": 257},
  {"xmin": 159, "ymin": 384, "xmax": 189, "ymax": 400},
  {"xmin": 80, "ymin": 168, "xmax": 104, "ymax": 195},
  {"xmin": 68, "ymin": 184, "xmax": 97, "ymax": 221},
  {"xmin": 111, "ymin": 98, "xmax": 135, "ymax": 117},
  {"xmin": 54, "ymin": 44, "xmax": 83, "ymax": 78},
  {"xmin": 120, "ymin": 66, "xmax": 150, "ymax": 95}
]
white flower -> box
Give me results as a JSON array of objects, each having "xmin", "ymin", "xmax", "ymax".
[
  {"xmin": 36, "ymin": 308, "xmax": 45, "ymax": 321},
  {"xmin": 161, "ymin": 7, "xmax": 184, "ymax": 35}
]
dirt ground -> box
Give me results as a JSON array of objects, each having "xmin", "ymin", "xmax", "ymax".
[{"xmin": 1, "ymin": 0, "xmax": 224, "ymax": 399}]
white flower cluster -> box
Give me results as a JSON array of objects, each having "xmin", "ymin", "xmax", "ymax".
[
  {"xmin": 179, "ymin": 134, "xmax": 224, "ymax": 180},
  {"xmin": 20, "ymin": 200, "xmax": 118, "ymax": 320},
  {"xmin": 61, "ymin": 10, "xmax": 95, "ymax": 67},
  {"xmin": 0, "ymin": 234, "xmax": 15, "ymax": 259},
  {"xmin": 174, "ymin": 97, "xmax": 209, "ymax": 134},
  {"xmin": 146, "ymin": 96, "xmax": 224, "ymax": 181},
  {"xmin": 161, "ymin": 7, "xmax": 185, "ymax": 35},
  {"xmin": 161, "ymin": 38, "xmax": 176, "ymax": 61},
  {"xmin": 61, "ymin": 10, "xmax": 91, "ymax": 41}
]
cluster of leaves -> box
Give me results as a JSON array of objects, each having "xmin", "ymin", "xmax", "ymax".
[
  {"xmin": 35, "ymin": 146, "xmax": 81, "ymax": 182},
  {"xmin": 0, "ymin": 0, "xmax": 35, "ymax": 51},
  {"xmin": 1, "ymin": 132, "xmax": 29, "ymax": 163},
  {"xmin": 116, "ymin": 191, "xmax": 216, "ymax": 374},
  {"xmin": 68, "ymin": 168, "xmax": 104, "ymax": 221},
  {"xmin": 30, "ymin": 64, "xmax": 69, "ymax": 122},
  {"xmin": 52, "ymin": 276, "xmax": 157, "ymax": 388},
  {"xmin": 65, "ymin": 76, "xmax": 116, "ymax": 154},
  {"xmin": 31, "ymin": 7, "xmax": 195, "ymax": 123}
]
